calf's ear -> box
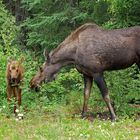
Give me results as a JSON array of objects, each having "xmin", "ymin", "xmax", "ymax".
[
  {"xmin": 7, "ymin": 57, "xmax": 14, "ymax": 64},
  {"xmin": 7, "ymin": 58, "xmax": 11, "ymax": 64},
  {"xmin": 19, "ymin": 56, "xmax": 25, "ymax": 64},
  {"xmin": 43, "ymin": 49, "xmax": 50, "ymax": 62},
  {"xmin": 39, "ymin": 66, "xmax": 43, "ymax": 72}
]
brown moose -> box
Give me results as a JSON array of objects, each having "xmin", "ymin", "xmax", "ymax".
[
  {"xmin": 6, "ymin": 58, "xmax": 24, "ymax": 113},
  {"xmin": 30, "ymin": 23, "xmax": 140, "ymax": 121}
]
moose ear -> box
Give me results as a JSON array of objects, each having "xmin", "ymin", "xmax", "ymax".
[
  {"xmin": 39, "ymin": 66, "xmax": 43, "ymax": 72},
  {"xmin": 7, "ymin": 58, "xmax": 12, "ymax": 64},
  {"xmin": 19, "ymin": 56, "xmax": 25, "ymax": 64},
  {"xmin": 43, "ymin": 49, "xmax": 50, "ymax": 62},
  {"xmin": 7, "ymin": 57, "xmax": 13, "ymax": 64}
]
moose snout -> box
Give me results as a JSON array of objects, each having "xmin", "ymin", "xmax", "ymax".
[
  {"xmin": 11, "ymin": 78, "xmax": 16, "ymax": 83},
  {"xmin": 29, "ymin": 81, "xmax": 40, "ymax": 92},
  {"xmin": 30, "ymin": 85, "xmax": 40, "ymax": 92},
  {"xmin": 34, "ymin": 86, "xmax": 40, "ymax": 92}
]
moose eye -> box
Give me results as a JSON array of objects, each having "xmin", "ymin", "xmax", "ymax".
[{"xmin": 39, "ymin": 67, "xmax": 43, "ymax": 72}]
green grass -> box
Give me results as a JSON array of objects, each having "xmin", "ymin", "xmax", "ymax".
[{"xmin": 0, "ymin": 108, "xmax": 139, "ymax": 140}]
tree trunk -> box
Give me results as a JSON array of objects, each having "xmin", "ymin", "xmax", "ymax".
[{"xmin": 68, "ymin": 0, "xmax": 80, "ymax": 7}]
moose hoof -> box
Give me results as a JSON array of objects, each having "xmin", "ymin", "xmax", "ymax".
[
  {"xmin": 111, "ymin": 116, "xmax": 117, "ymax": 122},
  {"xmin": 81, "ymin": 112, "xmax": 87, "ymax": 119}
]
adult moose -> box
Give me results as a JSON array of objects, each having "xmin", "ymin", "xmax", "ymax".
[{"xmin": 30, "ymin": 23, "xmax": 140, "ymax": 121}]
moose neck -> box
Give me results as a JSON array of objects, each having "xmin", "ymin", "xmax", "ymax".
[
  {"xmin": 50, "ymin": 41, "xmax": 77, "ymax": 65},
  {"xmin": 45, "ymin": 42, "xmax": 77, "ymax": 78},
  {"xmin": 45, "ymin": 59, "xmax": 73, "ymax": 82},
  {"xmin": 50, "ymin": 61, "xmax": 72, "ymax": 73}
]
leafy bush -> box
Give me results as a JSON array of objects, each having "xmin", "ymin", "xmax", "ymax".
[
  {"xmin": 106, "ymin": 0, "xmax": 140, "ymax": 28},
  {"xmin": 105, "ymin": 67, "xmax": 140, "ymax": 117},
  {"xmin": 0, "ymin": 1, "xmax": 18, "ymax": 52}
]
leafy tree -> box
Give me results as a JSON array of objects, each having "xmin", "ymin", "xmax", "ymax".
[
  {"xmin": 106, "ymin": 0, "xmax": 140, "ymax": 28},
  {"xmin": 0, "ymin": 1, "xmax": 18, "ymax": 53},
  {"xmin": 21, "ymin": 0, "xmax": 110, "ymax": 50},
  {"xmin": 3, "ymin": 0, "xmax": 28, "ymax": 45}
]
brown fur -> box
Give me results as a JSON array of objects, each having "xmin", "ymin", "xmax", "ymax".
[
  {"xmin": 30, "ymin": 23, "xmax": 140, "ymax": 120},
  {"xmin": 6, "ymin": 58, "xmax": 24, "ymax": 113}
]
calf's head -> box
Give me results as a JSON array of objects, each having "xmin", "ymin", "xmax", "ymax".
[{"xmin": 6, "ymin": 58, "xmax": 24, "ymax": 86}]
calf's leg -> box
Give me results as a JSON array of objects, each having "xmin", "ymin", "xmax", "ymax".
[
  {"xmin": 13, "ymin": 87, "xmax": 21, "ymax": 114},
  {"xmin": 15, "ymin": 87, "xmax": 21, "ymax": 107},
  {"xmin": 7, "ymin": 85, "xmax": 12, "ymax": 102}
]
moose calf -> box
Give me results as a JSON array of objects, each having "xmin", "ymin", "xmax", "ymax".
[{"xmin": 6, "ymin": 58, "xmax": 24, "ymax": 114}]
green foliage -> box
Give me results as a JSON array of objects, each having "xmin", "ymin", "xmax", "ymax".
[
  {"xmin": 22, "ymin": 0, "xmax": 110, "ymax": 50},
  {"xmin": 40, "ymin": 68, "xmax": 82, "ymax": 101},
  {"xmin": 106, "ymin": 0, "xmax": 140, "ymax": 28},
  {"xmin": 105, "ymin": 67, "xmax": 140, "ymax": 117},
  {"xmin": 0, "ymin": 1, "xmax": 18, "ymax": 51},
  {"xmin": 0, "ymin": 48, "xmax": 8, "ymax": 102},
  {"xmin": 93, "ymin": 0, "xmax": 110, "ymax": 24}
]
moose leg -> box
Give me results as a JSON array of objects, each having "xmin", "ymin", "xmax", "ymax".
[
  {"xmin": 17, "ymin": 89, "xmax": 21, "ymax": 107},
  {"xmin": 13, "ymin": 88, "xmax": 20, "ymax": 114},
  {"xmin": 94, "ymin": 73, "xmax": 116, "ymax": 121},
  {"xmin": 82, "ymin": 74, "xmax": 93, "ymax": 118},
  {"xmin": 13, "ymin": 88, "xmax": 17, "ymax": 114},
  {"xmin": 7, "ymin": 86, "xmax": 17, "ymax": 114},
  {"xmin": 6, "ymin": 85, "xmax": 12, "ymax": 102},
  {"xmin": 7, "ymin": 86, "xmax": 15, "ymax": 112},
  {"xmin": 15, "ymin": 87, "xmax": 21, "ymax": 107}
]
